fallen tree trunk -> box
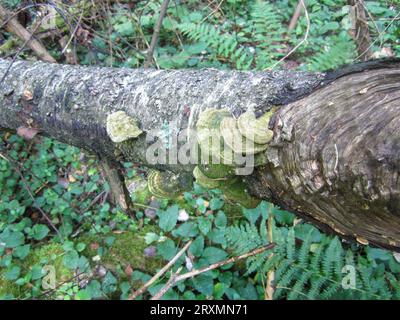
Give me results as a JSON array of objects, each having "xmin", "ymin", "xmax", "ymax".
[{"xmin": 0, "ymin": 58, "xmax": 399, "ymax": 250}]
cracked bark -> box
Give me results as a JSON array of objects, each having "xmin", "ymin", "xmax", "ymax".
[{"xmin": 0, "ymin": 58, "xmax": 399, "ymax": 250}]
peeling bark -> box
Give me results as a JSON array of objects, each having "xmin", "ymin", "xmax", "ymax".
[{"xmin": 0, "ymin": 58, "xmax": 399, "ymax": 250}]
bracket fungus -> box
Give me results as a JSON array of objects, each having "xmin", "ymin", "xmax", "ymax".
[
  {"xmin": 237, "ymin": 108, "xmax": 274, "ymax": 145},
  {"xmin": 220, "ymin": 117, "xmax": 268, "ymax": 155},
  {"xmin": 106, "ymin": 111, "xmax": 143, "ymax": 143},
  {"xmin": 147, "ymin": 169, "xmax": 193, "ymax": 199},
  {"xmin": 193, "ymin": 166, "xmax": 222, "ymax": 189},
  {"xmin": 192, "ymin": 107, "xmax": 276, "ymax": 208}
]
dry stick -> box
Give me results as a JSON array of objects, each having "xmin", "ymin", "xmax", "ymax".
[
  {"xmin": 0, "ymin": 4, "xmax": 56, "ymax": 63},
  {"xmin": 144, "ymin": 0, "xmax": 170, "ymax": 68},
  {"xmin": 60, "ymin": 10, "xmax": 83, "ymax": 58},
  {"xmin": 353, "ymin": 9, "xmax": 400, "ymax": 62},
  {"xmin": 347, "ymin": 0, "xmax": 372, "ymax": 61},
  {"xmin": 288, "ymin": 0, "xmax": 303, "ymax": 31},
  {"xmin": 153, "ymin": 266, "xmax": 183, "ymax": 300},
  {"xmin": 267, "ymin": 0, "xmax": 310, "ymax": 70},
  {"xmin": 201, "ymin": 0, "xmax": 225, "ymax": 23},
  {"xmin": 99, "ymin": 158, "xmax": 135, "ymax": 218},
  {"xmin": 265, "ymin": 205, "xmax": 275, "ymax": 300},
  {"xmin": 129, "ymin": 239, "xmax": 193, "ymax": 300},
  {"xmin": 152, "ymin": 243, "xmax": 276, "ymax": 300}
]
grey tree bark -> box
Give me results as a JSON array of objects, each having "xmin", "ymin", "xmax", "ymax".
[{"xmin": 0, "ymin": 58, "xmax": 399, "ymax": 251}]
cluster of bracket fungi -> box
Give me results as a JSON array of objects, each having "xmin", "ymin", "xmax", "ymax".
[{"xmin": 106, "ymin": 107, "xmax": 275, "ymax": 208}]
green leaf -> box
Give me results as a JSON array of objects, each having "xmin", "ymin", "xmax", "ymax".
[
  {"xmin": 31, "ymin": 265, "xmax": 45, "ymax": 280},
  {"xmin": 4, "ymin": 265, "xmax": 20, "ymax": 280},
  {"xmin": 237, "ymin": 282, "xmax": 258, "ymax": 300},
  {"xmin": 192, "ymin": 274, "xmax": 214, "ymax": 296},
  {"xmin": 158, "ymin": 205, "xmax": 179, "ymax": 232},
  {"xmin": 214, "ymin": 211, "xmax": 227, "ymax": 228},
  {"xmin": 319, "ymin": 22, "xmax": 340, "ymax": 34},
  {"xmin": 144, "ymin": 232, "xmax": 159, "ymax": 245},
  {"xmin": 196, "ymin": 198, "xmax": 207, "ymax": 213},
  {"xmin": 86, "ymin": 280, "xmax": 103, "ymax": 299},
  {"xmin": 202, "ymin": 247, "xmax": 228, "ymax": 264},
  {"xmin": 189, "ymin": 236, "xmax": 204, "ymax": 257},
  {"xmin": 157, "ymin": 239, "xmax": 177, "ymax": 260},
  {"xmin": 102, "ymin": 272, "xmax": 117, "ymax": 294},
  {"xmin": 76, "ymin": 242, "xmax": 86, "ymax": 252},
  {"xmin": 198, "ymin": 217, "xmax": 212, "ymax": 235},
  {"xmin": 207, "ymin": 230, "xmax": 226, "ymax": 245},
  {"xmin": 0, "ymin": 230, "xmax": 25, "ymax": 248},
  {"xmin": 13, "ymin": 245, "xmax": 31, "ymax": 259},
  {"xmin": 63, "ymin": 250, "xmax": 79, "ymax": 270},
  {"xmin": 32, "ymin": 224, "xmax": 50, "ymax": 240},
  {"xmin": 75, "ymin": 289, "xmax": 91, "ymax": 300},
  {"xmin": 213, "ymin": 282, "xmax": 229, "ymax": 299},
  {"xmin": 210, "ymin": 198, "xmax": 224, "ymax": 211},
  {"xmin": 172, "ymin": 222, "xmax": 199, "ymax": 238}
]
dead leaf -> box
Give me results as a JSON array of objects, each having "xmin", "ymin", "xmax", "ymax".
[
  {"xmin": 372, "ymin": 47, "xmax": 394, "ymax": 59},
  {"xmin": 17, "ymin": 126, "xmax": 39, "ymax": 140},
  {"xmin": 124, "ymin": 264, "xmax": 133, "ymax": 277},
  {"xmin": 57, "ymin": 177, "xmax": 69, "ymax": 189}
]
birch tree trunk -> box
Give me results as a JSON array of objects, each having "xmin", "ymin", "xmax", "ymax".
[{"xmin": 0, "ymin": 58, "xmax": 399, "ymax": 250}]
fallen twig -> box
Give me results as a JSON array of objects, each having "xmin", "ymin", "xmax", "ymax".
[
  {"xmin": 265, "ymin": 205, "xmax": 275, "ymax": 300},
  {"xmin": 267, "ymin": 0, "xmax": 309, "ymax": 70},
  {"xmin": 151, "ymin": 243, "xmax": 276, "ymax": 300},
  {"xmin": 144, "ymin": 0, "xmax": 170, "ymax": 68},
  {"xmin": 129, "ymin": 239, "xmax": 193, "ymax": 300},
  {"xmin": 0, "ymin": 4, "xmax": 56, "ymax": 63}
]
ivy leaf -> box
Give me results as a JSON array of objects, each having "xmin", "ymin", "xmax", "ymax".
[
  {"xmin": 157, "ymin": 239, "xmax": 177, "ymax": 260},
  {"xmin": 158, "ymin": 205, "xmax": 179, "ymax": 232},
  {"xmin": 189, "ymin": 236, "xmax": 204, "ymax": 257},
  {"xmin": 207, "ymin": 230, "xmax": 226, "ymax": 245},
  {"xmin": 4, "ymin": 265, "xmax": 20, "ymax": 280},
  {"xmin": 102, "ymin": 272, "xmax": 118, "ymax": 294},
  {"xmin": 196, "ymin": 198, "xmax": 208, "ymax": 213},
  {"xmin": 192, "ymin": 274, "xmax": 214, "ymax": 296},
  {"xmin": 86, "ymin": 280, "xmax": 103, "ymax": 299},
  {"xmin": 63, "ymin": 250, "xmax": 80, "ymax": 269},
  {"xmin": 31, "ymin": 265, "xmax": 45, "ymax": 280},
  {"xmin": 214, "ymin": 211, "xmax": 227, "ymax": 228},
  {"xmin": 198, "ymin": 217, "xmax": 212, "ymax": 235},
  {"xmin": 13, "ymin": 245, "xmax": 31, "ymax": 259},
  {"xmin": 32, "ymin": 224, "xmax": 50, "ymax": 240},
  {"xmin": 0, "ymin": 230, "xmax": 25, "ymax": 248},
  {"xmin": 213, "ymin": 282, "xmax": 229, "ymax": 299},
  {"xmin": 210, "ymin": 198, "xmax": 224, "ymax": 211},
  {"xmin": 75, "ymin": 289, "xmax": 91, "ymax": 300},
  {"xmin": 172, "ymin": 222, "xmax": 199, "ymax": 238},
  {"xmin": 202, "ymin": 247, "xmax": 228, "ymax": 264}
]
